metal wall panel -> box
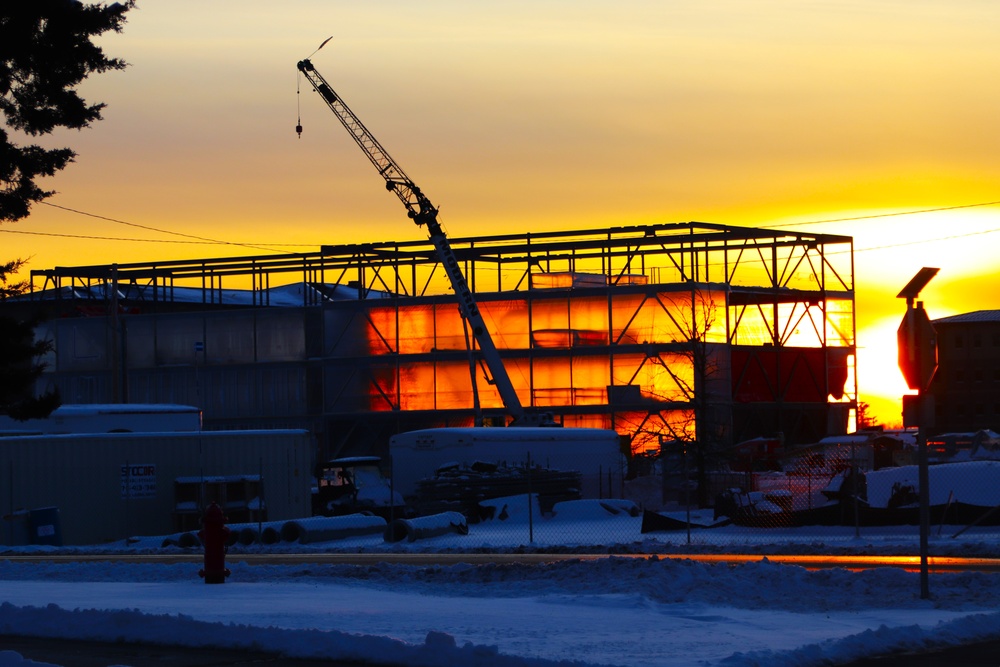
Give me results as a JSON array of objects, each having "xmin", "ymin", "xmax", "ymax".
[
  {"xmin": 256, "ymin": 311, "xmax": 306, "ymax": 362},
  {"xmin": 206, "ymin": 312, "xmax": 256, "ymax": 364},
  {"xmin": 55, "ymin": 320, "xmax": 108, "ymax": 372},
  {"xmin": 155, "ymin": 315, "xmax": 204, "ymax": 365},
  {"xmin": 259, "ymin": 366, "xmax": 306, "ymax": 417},
  {"xmin": 324, "ymin": 307, "xmax": 368, "ymax": 358},
  {"xmin": 0, "ymin": 430, "xmax": 313, "ymax": 546},
  {"xmin": 124, "ymin": 317, "xmax": 156, "ymax": 369}
]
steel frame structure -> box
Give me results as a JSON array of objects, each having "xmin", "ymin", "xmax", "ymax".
[
  {"xmin": 29, "ymin": 221, "xmax": 856, "ymax": 454},
  {"xmin": 32, "ymin": 221, "xmax": 853, "ymax": 305}
]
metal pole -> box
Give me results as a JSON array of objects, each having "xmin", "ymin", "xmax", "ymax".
[
  {"xmin": 258, "ymin": 456, "xmax": 264, "ymax": 545},
  {"xmin": 852, "ymin": 442, "xmax": 860, "ymax": 539},
  {"xmin": 896, "ymin": 268, "xmax": 938, "ymax": 601},
  {"xmin": 8, "ymin": 462, "xmax": 13, "ymax": 546},
  {"xmin": 527, "ymin": 452, "xmax": 534, "ymax": 544},
  {"xmin": 124, "ymin": 460, "xmax": 130, "ymax": 544},
  {"xmin": 918, "ymin": 411, "xmax": 930, "ymax": 599},
  {"xmin": 389, "ymin": 454, "xmax": 396, "ymax": 524},
  {"xmin": 684, "ymin": 441, "xmax": 691, "ymax": 545},
  {"xmin": 907, "ymin": 301, "xmax": 930, "ymax": 599},
  {"xmin": 110, "ymin": 264, "xmax": 120, "ymax": 403},
  {"xmin": 808, "ymin": 470, "xmax": 812, "ymax": 510}
]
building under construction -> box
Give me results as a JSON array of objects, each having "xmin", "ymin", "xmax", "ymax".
[{"xmin": 22, "ymin": 222, "xmax": 855, "ymax": 462}]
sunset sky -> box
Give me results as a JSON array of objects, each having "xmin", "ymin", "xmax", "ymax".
[{"xmin": 5, "ymin": 1, "xmax": 1000, "ymax": 425}]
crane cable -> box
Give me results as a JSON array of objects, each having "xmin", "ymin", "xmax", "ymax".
[
  {"xmin": 296, "ymin": 70, "xmax": 303, "ymax": 139},
  {"xmin": 296, "ymin": 36, "xmax": 332, "ymax": 139}
]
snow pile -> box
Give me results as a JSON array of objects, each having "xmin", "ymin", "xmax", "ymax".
[
  {"xmin": 3, "ymin": 490, "xmax": 1000, "ymax": 666},
  {"xmin": 3, "ymin": 553, "xmax": 1000, "ymax": 666},
  {"xmin": 0, "ymin": 603, "xmax": 565, "ymax": 667},
  {"xmin": 867, "ymin": 460, "xmax": 1000, "ymax": 507},
  {"xmin": 0, "ymin": 652, "xmax": 58, "ymax": 667}
]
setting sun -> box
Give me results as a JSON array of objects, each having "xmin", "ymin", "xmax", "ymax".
[{"xmin": 856, "ymin": 316, "xmax": 912, "ymax": 427}]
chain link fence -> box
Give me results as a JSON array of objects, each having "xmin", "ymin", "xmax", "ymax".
[
  {"xmin": 6, "ymin": 430, "xmax": 997, "ymax": 550},
  {"xmin": 358, "ymin": 433, "xmax": 1000, "ymax": 551}
]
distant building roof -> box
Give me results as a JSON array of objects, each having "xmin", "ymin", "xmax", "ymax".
[
  {"xmin": 12, "ymin": 281, "xmax": 389, "ymax": 308},
  {"xmin": 933, "ymin": 310, "xmax": 1000, "ymax": 325}
]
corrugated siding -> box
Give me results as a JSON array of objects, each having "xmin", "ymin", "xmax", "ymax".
[{"xmin": 0, "ymin": 430, "xmax": 312, "ymax": 546}]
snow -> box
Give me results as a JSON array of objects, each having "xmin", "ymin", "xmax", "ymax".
[
  {"xmin": 4, "ymin": 474, "xmax": 1000, "ymax": 666},
  {"xmin": 868, "ymin": 460, "xmax": 1000, "ymax": 507},
  {"xmin": 4, "ymin": 564, "xmax": 1000, "ymax": 667},
  {"xmin": 3, "ymin": 523, "xmax": 1000, "ymax": 664}
]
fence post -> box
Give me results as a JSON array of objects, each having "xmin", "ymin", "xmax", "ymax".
[
  {"xmin": 7, "ymin": 461, "xmax": 12, "ymax": 546},
  {"xmin": 808, "ymin": 472, "xmax": 812, "ymax": 510},
  {"xmin": 684, "ymin": 441, "xmax": 691, "ymax": 545},
  {"xmin": 124, "ymin": 459, "xmax": 130, "ymax": 544},
  {"xmin": 258, "ymin": 456, "xmax": 264, "ymax": 545},
  {"xmin": 527, "ymin": 451, "xmax": 534, "ymax": 544},
  {"xmin": 389, "ymin": 454, "xmax": 396, "ymax": 524}
]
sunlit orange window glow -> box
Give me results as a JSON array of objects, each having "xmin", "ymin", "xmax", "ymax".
[{"xmin": 365, "ymin": 282, "xmax": 848, "ymax": 453}]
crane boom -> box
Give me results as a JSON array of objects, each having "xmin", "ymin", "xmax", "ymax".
[{"xmin": 297, "ymin": 58, "xmax": 531, "ymax": 424}]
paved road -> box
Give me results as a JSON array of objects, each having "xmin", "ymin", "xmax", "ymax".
[
  {"xmin": 4, "ymin": 552, "xmax": 1000, "ymax": 572},
  {"xmin": 1, "ymin": 635, "xmax": 377, "ymax": 666},
  {"xmin": 840, "ymin": 639, "xmax": 1000, "ymax": 666},
  {"xmin": 5, "ymin": 634, "xmax": 1000, "ymax": 666}
]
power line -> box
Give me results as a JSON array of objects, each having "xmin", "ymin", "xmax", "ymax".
[
  {"xmin": 41, "ymin": 201, "xmax": 249, "ymax": 244},
  {"xmin": 0, "ymin": 228, "xmax": 226, "ymax": 244},
  {"xmin": 0, "ymin": 226, "xmax": 314, "ymax": 249},
  {"xmin": 856, "ymin": 226, "xmax": 1000, "ymax": 253},
  {"xmin": 758, "ymin": 199, "xmax": 1000, "ymax": 228},
  {"xmin": 0, "ymin": 225, "xmax": 306, "ymax": 253},
  {"xmin": 12, "ymin": 197, "xmax": 1000, "ymax": 256},
  {"xmin": 35, "ymin": 201, "xmax": 309, "ymax": 253}
]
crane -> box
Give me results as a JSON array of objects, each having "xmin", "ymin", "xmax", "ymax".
[{"xmin": 297, "ymin": 57, "xmax": 550, "ymax": 427}]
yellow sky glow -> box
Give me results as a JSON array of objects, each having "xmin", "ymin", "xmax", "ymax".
[{"xmin": 5, "ymin": 1, "xmax": 1000, "ymax": 426}]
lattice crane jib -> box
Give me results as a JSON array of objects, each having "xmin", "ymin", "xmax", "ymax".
[{"xmin": 296, "ymin": 56, "xmax": 540, "ymax": 425}]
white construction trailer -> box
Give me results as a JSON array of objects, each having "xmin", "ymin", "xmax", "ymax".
[
  {"xmin": 388, "ymin": 427, "xmax": 627, "ymax": 501},
  {"xmin": 0, "ymin": 403, "xmax": 202, "ymax": 435}
]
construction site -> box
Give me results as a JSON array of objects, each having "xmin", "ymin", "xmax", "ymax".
[
  {"xmin": 24, "ymin": 220, "xmax": 857, "ymax": 463},
  {"xmin": 15, "ymin": 57, "xmax": 857, "ymax": 469}
]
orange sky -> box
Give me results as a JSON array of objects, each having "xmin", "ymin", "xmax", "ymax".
[{"xmin": 5, "ymin": 1, "xmax": 1000, "ymax": 426}]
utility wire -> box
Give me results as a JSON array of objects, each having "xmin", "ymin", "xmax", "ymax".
[
  {"xmin": 757, "ymin": 200, "xmax": 1000, "ymax": 228},
  {"xmin": 855, "ymin": 226, "xmax": 1000, "ymax": 253},
  {"xmin": 0, "ymin": 225, "xmax": 314, "ymax": 249},
  {"xmin": 41, "ymin": 201, "xmax": 247, "ymax": 244},
  {"xmin": 0, "ymin": 228, "xmax": 218, "ymax": 244},
  {"xmin": 20, "ymin": 201, "xmax": 306, "ymax": 252},
  {"xmin": 8, "ymin": 197, "xmax": 1000, "ymax": 256}
]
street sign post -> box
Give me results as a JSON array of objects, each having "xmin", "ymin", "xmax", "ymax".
[{"xmin": 896, "ymin": 267, "xmax": 939, "ymax": 601}]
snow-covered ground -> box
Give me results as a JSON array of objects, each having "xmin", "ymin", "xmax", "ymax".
[{"xmin": 3, "ymin": 495, "xmax": 1000, "ymax": 667}]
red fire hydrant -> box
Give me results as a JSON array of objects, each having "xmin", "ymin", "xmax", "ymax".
[{"xmin": 198, "ymin": 502, "xmax": 231, "ymax": 584}]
